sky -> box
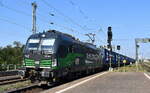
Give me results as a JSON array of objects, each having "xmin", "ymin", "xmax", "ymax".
[{"xmin": 0, "ymin": 0, "xmax": 150, "ymax": 59}]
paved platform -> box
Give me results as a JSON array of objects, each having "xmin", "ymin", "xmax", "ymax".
[{"xmin": 42, "ymin": 72, "xmax": 150, "ymax": 93}]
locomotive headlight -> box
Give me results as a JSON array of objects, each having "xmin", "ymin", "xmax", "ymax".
[
  {"xmin": 52, "ymin": 59, "xmax": 57, "ymax": 67},
  {"xmin": 23, "ymin": 61, "xmax": 25, "ymax": 66},
  {"xmin": 42, "ymin": 34, "xmax": 45, "ymax": 37},
  {"xmin": 35, "ymin": 61, "xmax": 40, "ymax": 64}
]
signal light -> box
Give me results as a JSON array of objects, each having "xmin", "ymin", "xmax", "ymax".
[
  {"xmin": 108, "ymin": 26, "xmax": 112, "ymax": 42},
  {"xmin": 117, "ymin": 45, "xmax": 120, "ymax": 50}
]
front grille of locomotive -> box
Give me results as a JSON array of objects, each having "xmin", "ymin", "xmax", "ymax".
[{"xmin": 24, "ymin": 58, "xmax": 52, "ymax": 68}]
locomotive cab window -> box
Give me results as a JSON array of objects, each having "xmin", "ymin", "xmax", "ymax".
[
  {"xmin": 26, "ymin": 38, "xmax": 40, "ymax": 50},
  {"xmin": 40, "ymin": 38, "xmax": 55, "ymax": 52}
]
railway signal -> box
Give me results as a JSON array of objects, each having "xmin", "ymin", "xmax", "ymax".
[
  {"xmin": 107, "ymin": 26, "xmax": 113, "ymax": 71},
  {"xmin": 117, "ymin": 45, "xmax": 120, "ymax": 50},
  {"xmin": 107, "ymin": 27, "xmax": 112, "ymax": 43}
]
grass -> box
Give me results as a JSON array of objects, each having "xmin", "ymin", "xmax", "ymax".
[
  {"xmin": 0, "ymin": 80, "xmax": 31, "ymax": 93},
  {"xmin": 113, "ymin": 63, "xmax": 147, "ymax": 72}
]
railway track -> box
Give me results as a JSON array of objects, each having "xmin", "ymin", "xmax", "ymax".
[
  {"xmin": 5, "ymin": 83, "xmax": 55, "ymax": 93},
  {"xmin": 0, "ymin": 78, "xmax": 27, "ymax": 86},
  {"xmin": 0, "ymin": 75, "xmax": 20, "ymax": 82},
  {"xmin": 6, "ymin": 83, "xmax": 40, "ymax": 93},
  {"xmin": 0, "ymin": 70, "xmax": 18, "ymax": 77},
  {"xmin": 0, "ymin": 75, "xmax": 28, "ymax": 86}
]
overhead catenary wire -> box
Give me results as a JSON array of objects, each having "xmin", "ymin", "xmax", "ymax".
[
  {"xmin": 68, "ymin": 0, "xmax": 96, "ymax": 26},
  {"xmin": 0, "ymin": 1, "xmax": 51, "ymax": 26},
  {"xmin": 68, "ymin": 0, "xmax": 88, "ymax": 20},
  {"xmin": 19, "ymin": 0, "xmax": 82, "ymax": 34},
  {"xmin": 20, "ymin": 0, "xmax": 52, "ymax": 21},
  {"xmin": 95, "ymin": 35, "xmax": 106, "ymax": 45},
  {"xmin": 0, "ymin": 0, "xmax": 92, "ymax": 42},
  {"xmin": 68, "ymin": 0, "xmax": 106, "ymax": 32},
  {"xmin": 39, "ymin": 0, "xmax": 86, "ymax": 37},
  {"xmin": 68, "ymin": 0, "xmax": 91, "ymax": 30},
  {"xmin": 113, "ymin": 38, "xmax": 133, "ymax": 41},
  {"xmin": 41, "ymin": 0, "xmax": 89, "ymax": 31},
  {"xmin": 0, "ymin": 2, "xmax": 50, "ymax": 24},
  {"xmin": 68, "ymin": 0, "xmax": 107, "ymax": 44},
  {"xmin": 0, "ymin": 1, "xmax": 79, "ymax": 34},
  {"xmin": 19, "ymin": 0, "xmax": 88, "ymax": 39},
  {"xmin": 0, "ymin": 17, "xmax": 30, "ymax": 30},
  {"xmin": 0, "ymin": 2, "xmax": 31, "ymax": 17}
]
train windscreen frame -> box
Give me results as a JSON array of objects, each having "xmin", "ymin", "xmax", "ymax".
[{"xmin": 26, "ymin": 38, "xmax": 40, "ymax": 50}]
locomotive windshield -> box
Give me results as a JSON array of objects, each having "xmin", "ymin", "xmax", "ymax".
[
  {"xmin": 40, "ymin": 38, "xmax": 55, "ymax": 51},
  {"xmin": 26, "ymin": 39, "xmax": 40, "ymax": 50},
  {"xmin": 25, "ymin": 37, "xmax": 56, "ymax": 53}
]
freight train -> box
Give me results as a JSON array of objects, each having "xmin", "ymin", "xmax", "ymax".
[{"xmin": 19, "ymin": 30, "xmax": 135, "ymax": 85}]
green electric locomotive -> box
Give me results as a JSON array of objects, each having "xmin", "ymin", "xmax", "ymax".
[{"xmin": 19, "ymin": 30, "xmax": 103, "ymax": 85}]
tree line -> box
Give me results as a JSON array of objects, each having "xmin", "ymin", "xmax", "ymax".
[{"xmin": 0, "ymin": 41, "xmax": 24, "ymax": 65}]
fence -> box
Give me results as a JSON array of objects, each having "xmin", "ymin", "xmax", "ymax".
[{"xmin": 0, "ymin": 64, "xmax": 22, "ymax": 71}]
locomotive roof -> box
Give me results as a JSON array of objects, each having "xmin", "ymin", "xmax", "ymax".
[
  {"xmin": 29, "ymin": 30, "xmax": 75, "ymax": 39},
  {"xmin": 29, "ymin": 30, "xmax": 97, "ymax": 50}
]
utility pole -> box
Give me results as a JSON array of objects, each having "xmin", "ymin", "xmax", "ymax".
[
  {"xmin": 32, "ymin": 2, "xmax": 37, "ymax": 34},
  {"xmin": 107, "ymin": 27, "xmax": 113, "ymax": 71},
  {"xmin": 85, "ymin": 33, "xmax": 95, "ymax": 44},
  {"xmin": 117, "ymin": 45, "xmax": 121, "ymax": 71}
]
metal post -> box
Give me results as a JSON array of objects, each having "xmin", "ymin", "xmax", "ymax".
[
  {"xmin": 32, "ymin": 2, "xmax": 37, "ymax": 34},
  {"xmin": 109, "ymin": 52, "xmax": 112, "ymax": 71},
  {"xmin": 124, "ymin": 63, "xmax": 125, "ymax": 72},
  {"xmin": 118, "ymin": 53, "xmax": 120, "ymax": 71},
  {"xmin": 14, "ymin": 65, "xmax": 16, "ymax": 70},
  {"xmin": 135, "ymin": 40, "xmax": 139, "ymax": 72},
  {"xmin": 109, "ymin": 42, "xmax": 113, "ymax": 71},
  {"xmin": 7, "ymin": 65, "xmax": 9, "ymax": 71}
]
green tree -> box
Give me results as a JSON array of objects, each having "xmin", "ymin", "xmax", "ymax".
[{"xmin": 0, "ymin": 41, "xmax": 23, "ymax": 65}]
